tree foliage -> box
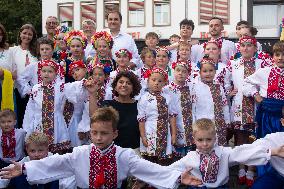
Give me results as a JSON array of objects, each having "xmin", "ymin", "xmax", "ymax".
[{"xmin": 0, "ymin": 0, "xmax": 42, "ymax": 45}]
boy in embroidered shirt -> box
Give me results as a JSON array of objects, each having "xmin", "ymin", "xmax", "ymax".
[
  {"xmin": 0, "ymin": 109, "xmax": 26, "ymax": 169},
  {"xmin": 243, "ymin": 41, "xmax": 284, "ymax": 138},
  {"xmin": 0, "ymin": 132, "xmax": 62, "ymax": 188},
  {"xmin": 0, "ymin": 107, "xmax": 202, "ymax": 189},
  {"xmin": 169, "ymin": 118, "xmax": 284, "ymax": 189}
]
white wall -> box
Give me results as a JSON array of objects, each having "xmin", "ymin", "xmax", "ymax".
[{"xmin": 42, "ymin": 0, "xmax": 281, "ymax": 39}]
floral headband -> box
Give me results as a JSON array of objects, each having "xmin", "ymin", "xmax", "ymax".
[
  {"xmin": 144, "ymin": 67, "xmax": 168, "ymax": 81},
  {"xmin": 91, "ymin": 31, "xmax": 113, "ymax": 49},
  {"xmin": 38, "ymin": 60, "xmax": 65, "ymax": 82},
  {"xmin": 68, "ymin": 60, "xmax": 86, "ymax": 76},
  {"xmin": 239, "ymin": 36, "xmax": 257, "ymax": 46},
  {"xmin": 172, "ymin": 61, "xmax": 191, "ymax": 72},
  {"xmin": 203, "ymin": 39, "xmax": 222, "ymax": 49},
  {"xmin": 155, "ymin": 46, "xmax": 171, "ymax": 59},
  {"xmin": 64, "ymin": 30, "xmax": 88, "ymax": 49},
  {"xmin": 115, "ymin": 49, "xmax": 132, "ymax": 60}
]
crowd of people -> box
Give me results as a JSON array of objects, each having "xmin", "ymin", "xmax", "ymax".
[{"xmin": 0, "ymin": 9, "xmax": 283, "ymax": 189}]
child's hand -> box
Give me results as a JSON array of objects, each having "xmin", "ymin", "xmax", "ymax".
[
  {"xmin": 181, "ymin": 167, "xmax": 202, "ymax": 186},
  {"xmin": 171, "ymin": 135, "xmax": 177, "ymax": 146},
  {"xmin": 0, "ymin": 161, "xmax": 23, "ymax": 179},
  {"xmin": 12, "ymin": 70, "xmax": 17, "ymax": 80},
  {"xmin": 271, "ymin": 145, "xmax": 284, "ymax": 158},
  {"xmin": 84, "ymin": 77, "xmax": 99, "ymax": 95},
  {"xmin": 254, "ymin": 94, "xmax": 263, "ymax": 103},
  {"xmin": 280, "ymin": 118, "xmax": 284, "ymax": 127},
  {"xmin": 78, "ymin": 132, "xmax": 87, "ymax": 140},
  {"xmin": 228, "ymin": 88, "xmax": 238, "ymax": 97},
  {"xmin": 141, "ymin": 137, "xmax": 148, "ymax": 147},
  {"xmin": 0, "ymin": 68, "xmax": 3, "ymax": 80}
]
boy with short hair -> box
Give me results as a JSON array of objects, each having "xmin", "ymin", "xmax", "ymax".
[
  {"xmin": 0, "ymin": 109, "xmax": 26, "ymax": 169},
  {"xmin": 0, "ymin": 107, "xmax": 201, "ymax": 189},
  {"xmin": 169, "ymin": 34, "xmax": 180, "ymax": 45},
  {"xmin": 169, "ymin": 118, "xmax": 284, "ymax": 188},
  {"xmin": 145, "ymin": 32, "xmax": 159, "ymax": 51}
]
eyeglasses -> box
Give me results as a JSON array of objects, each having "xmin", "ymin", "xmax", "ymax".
[{"xmin": 46, "ymin": 22, "xmax": 58, "ymax": 26}]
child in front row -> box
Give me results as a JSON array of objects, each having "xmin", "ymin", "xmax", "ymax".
[
  {"xmin": 0, "ymin": 132, "xmax": 61, "ymax": 188},
  {"xmin": 0, "ymin": 107, "xmax": 202, "ymax": 189},
  {"xmin": 138, "ymin": 68, "xmax": 178, "ymax": 165},
  {"xmin": 0, "ymin": 109, "xmax": 26, "ymax": 169},
  {"xmin": 169, "ymin": 118, "xmax": 284, "ymax": 189}
]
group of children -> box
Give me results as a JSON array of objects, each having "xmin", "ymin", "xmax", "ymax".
[{"xmin": 0, "ymin": 15, "xmax": 283, "ymax": 188}]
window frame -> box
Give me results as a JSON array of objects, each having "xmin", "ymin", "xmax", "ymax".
[
  {"xmin": 152, "ymin": 0, "xmax": 171, "ymax": 27},
  {"xmin": 127, "ymin": 0, "xmax": 146, "ymax": 27},
  {"xmin": 57, "ymin": 2, "xmax": 74, "ymax": 28},
  {"xmin": 80, "ymin": 1, "xmax": 97, "ymax": 29},
  {"xmin": 198, "ymin": 0, "xmax": 230, "ymax": 25}
]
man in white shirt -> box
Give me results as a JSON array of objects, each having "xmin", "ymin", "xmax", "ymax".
[
  {"xmin": 82, "ymin": 19, "xmax": 96, "ymax": 61},
  {"xmin": 44, "ymin": 16, "xmax": 59, "ymax": 41},
  {"xmin": 107, "ymin": 10, "xmax": 141, "ymax": 69},
  {"xmin": 207, "ymin": 17, "xmax": 237, "ymax": 64}
]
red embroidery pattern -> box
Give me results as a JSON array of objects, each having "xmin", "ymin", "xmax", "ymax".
[
  {"xmin": 42, "ymin": 86, "xmax": 55, "ymax": 144},
  {"xmin": 179, "ymin": 87, "xmax": 194, "ymax": 146},
  {"xmin": 1, "ymin": 129, "xmax": 16, "ymax": 158},
  {"xmin": 206, "ymin": 82, "xmax": 227, "ymax": 145},
  {"xmin": 89, "ymin": 144, "xmax": 117, "ymax": 189},
  {"xmin": 267, "ymin": 67, "xmax": 284, "ymax": 100},
  {"xmin": 155, "ymin": 93, "xmax": 169, "ymax": 159},
  {"xmin": 49, "ymin": 141, "xmax": 71, "ymax": 154},
  {"xmin": 242, "ymin": 60, "xmax": 256, "ymax": 124},
  {"xmin": 199, "ymin": 150, "xmax": 219, "ymax": 183},
  {"xmin": 63, "ymin": 100, "xmax": 74, "ymax": 126}
]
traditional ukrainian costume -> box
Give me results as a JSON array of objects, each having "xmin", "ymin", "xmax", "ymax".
[
  {"xmin": 164, "ymin": 61, "xmax": 195, "ymax": 157},
  {"xmin": 22, "ymin": 60, "xmax": 87, "ymax": 153},
  {"xmin": 22, "ymin": 143, "xmax": 182, "ymax": 189},
  {"xmin": 0, "ymin": 128, "xmax": 26, "ymax": 168},
  {"xmin": 243, "ymin": 65, "xmax": 284, "ymax": 138},
  {"xmin": 192, "ymin": 58, "xmax": 230, "ymax": 145},
  {"xmin": 138, "ymin": 68, "xmax": 178, "ymax": 161}
]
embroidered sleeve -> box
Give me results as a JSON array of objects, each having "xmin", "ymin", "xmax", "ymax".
[{"xmin": 137, "ymin": 95, "xmax": 147, "ymax": 122}]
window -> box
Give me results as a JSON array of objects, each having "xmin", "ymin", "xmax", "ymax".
[
  {"xmin": 153, "ymin": 0, "xmax": 171, "ymax": 26},
  {"xmin": 253, "ymin": 4, "xmax": 284, "ymax": 28},
  {"xmin": 128, "ymin": 0, "xmax": 145, "ymax": 27},
  {"xmin": 104, "ymin": 0, "xmax": 120, "ymax": 27},
  {"xmin": 199, "ymin": 0, "xmax": 230, "ymax": 24},
  {"xmin": 58, "ymin": 3, "xmax": 74, "ymax": 27},
  {"xmin": 81, "ymin": 1, "xmax": 97, "ymax": 27}
]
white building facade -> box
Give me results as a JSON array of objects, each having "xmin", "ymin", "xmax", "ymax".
[{"xmin": 42, "ymin": 0, "xmax": 284, "ymax": 39}]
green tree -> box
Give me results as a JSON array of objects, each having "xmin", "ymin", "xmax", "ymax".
[{"xmin": 0, "ymin": 0, "xmax": 42, "ymax": 45}]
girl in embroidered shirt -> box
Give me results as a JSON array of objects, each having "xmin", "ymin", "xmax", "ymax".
[
  {"xmin": 23, "ymin": 60, "xmax": 87, "ymax": 154},
  {"xmin": 155, "ymin": 46, "xmax": 174, "ymax": 82},
  {"xmin": 62, "ymin": 30, "xmax": 87, "ymax": 83},
  {"xmin": 108, "ymin": 49, "xmax": 132, "ymax": 87},
  {"xmin": 0, "ymin": 109, "xmax": 25, "ymax": 169},
  {"xmin": 164, "ymin": 60, "xmax": 194, "ymax": 158},
  {"xmin": 89, "ymin": 31, "xmax": 116, "ymax": 76},
  {"xmin": 243, "ymin": 41, "xmax": 284, "ymax": 140},
  {"xmin": 226, "ymin": 36, "xmax": 271, "ymax": 186},
  {"xmin": 52, "ymin": 25, "xmax": 70, "ymax": 64},
  {"xmin": 138, "ymin": 68, "xmax": 177, "ymax": 166},
  {"xmin": 193, "ymin": 40, "xmax": 227, "ymax": 88},
  {"xmin": 192, "ymin": 57, "xmax": 230, "ymax": 147}
]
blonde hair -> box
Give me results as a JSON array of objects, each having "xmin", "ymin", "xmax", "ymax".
[
  {"xmin": 178, "ymin": 41, "xmax": 191, "ymax": 51},
  {"xmin": 0, "ymin": 109, "xmax": 16, "ymax": 120},
  {"xmin": 192, "ymin": 118, "xmax": 216, "ymax": 135},
  {"xmin": 25, "ymin": 132, "xmax": 49, "ymax": 148}
]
